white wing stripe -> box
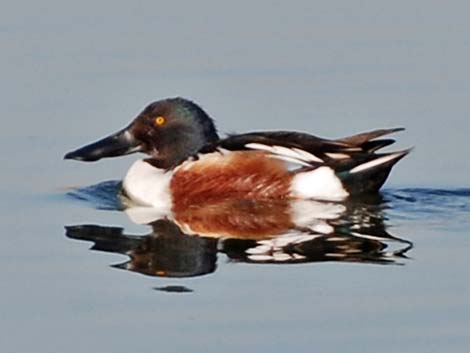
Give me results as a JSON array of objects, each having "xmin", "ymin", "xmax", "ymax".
[
  {"xmin": 245, "ymin": 143, "xmax": 323, "ymax": 164},
  {"xmin": 267, "ymin": 155, "xmax": 312, "ymax": 167},
  {"xmin": 291, "ymin": 148, "xmax": 323, "ymax": 162},
  {"xmin": 244, "ymin": 142, "xmax": 272, "ymax": 152},
  {"xmin": 326, "ymin": 152, "xmax": 350, "ymax": 160}
]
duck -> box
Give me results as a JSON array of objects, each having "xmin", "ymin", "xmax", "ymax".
[{"xmin": 64, "ymin": 97, "xmax": 410, "ymax": 209}]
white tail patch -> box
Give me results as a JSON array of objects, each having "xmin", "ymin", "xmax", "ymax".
[
  {"xmin": 245, "ymin": 143, "xmax": 323, "ymax": 163},
  {"xmin": 349, "ymin": 152, "xmax": 404, "ymax": 174},
  {"xmin": 290, "ymin": 166, "xmax": 349, "ymax": 201}
]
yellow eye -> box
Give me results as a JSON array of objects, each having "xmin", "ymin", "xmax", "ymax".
[{"xmin": 155, "ymin": 116, "xmax": 166, "ymax": 126}]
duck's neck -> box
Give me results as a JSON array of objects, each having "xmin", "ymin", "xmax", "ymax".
[{"xmin": 149, "ymin": 128, "xmax": 220, "ymax": 170}]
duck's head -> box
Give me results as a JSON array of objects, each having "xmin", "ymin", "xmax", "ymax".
[{"xmin": 64, "ymin": 97, "xmax": 219, "ymax": 168}]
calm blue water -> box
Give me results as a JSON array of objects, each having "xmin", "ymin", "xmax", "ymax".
[{"xmin": 2, "ymin": 1, "xmax": 470, "ymax": 352}]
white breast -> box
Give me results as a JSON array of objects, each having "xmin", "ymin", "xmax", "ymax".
[{"xmin": 122, "ymin": 159, "xmax": 173, "ymax": 213}]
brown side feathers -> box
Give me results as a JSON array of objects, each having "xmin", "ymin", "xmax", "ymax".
[{"xmin": 171, "ymin": 151, "xmax": 292, "ymax": 210}]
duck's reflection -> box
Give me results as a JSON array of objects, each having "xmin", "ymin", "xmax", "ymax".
[{"xmin": 65, "ymin": 194, "xmax": 413, "ymax": 278}]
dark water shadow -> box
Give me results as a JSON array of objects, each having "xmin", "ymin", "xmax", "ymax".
[{"xmin": 67, "ymin": 180, "xmax": 124, "ymax": 210}]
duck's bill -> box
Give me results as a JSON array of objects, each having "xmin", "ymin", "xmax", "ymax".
[{"xmin": 64, "ymin": 128, "xmax": 142, "ymax": 162}]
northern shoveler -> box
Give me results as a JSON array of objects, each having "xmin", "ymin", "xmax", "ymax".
[{"xmin": 64, "ymin": 97, "xmax": 410, "ymax": 208}]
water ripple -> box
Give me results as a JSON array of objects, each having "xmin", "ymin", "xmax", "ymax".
[{"xmin": 382, "ymin": 188, "xmax": 470, "ymax": 228}]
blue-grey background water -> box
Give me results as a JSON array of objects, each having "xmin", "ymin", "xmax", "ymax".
[{"xmin": 1, "ymin": 1, "xmax": 469, "ymax": 352}]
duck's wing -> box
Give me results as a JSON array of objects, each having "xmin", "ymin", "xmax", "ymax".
[
  {"xmin": 203, "ymin": 128, "xmax": 407, "ymax": 170},
  {"xmin": 200, "ymin": 131, "xmax": 353, "ymax": 169},
  {"xmin": 216, "ymin": 131, "xmax": 350, "ymax": 153}
]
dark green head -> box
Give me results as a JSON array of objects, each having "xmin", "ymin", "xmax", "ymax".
[{"xmin": 64, "ymin": 97, "xmax": 219, "ymax": 169}]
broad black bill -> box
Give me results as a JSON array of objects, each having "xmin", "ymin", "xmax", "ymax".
[{"xmin": 64, "ymin": 128, "xmax": 141, "ymax": 162}]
